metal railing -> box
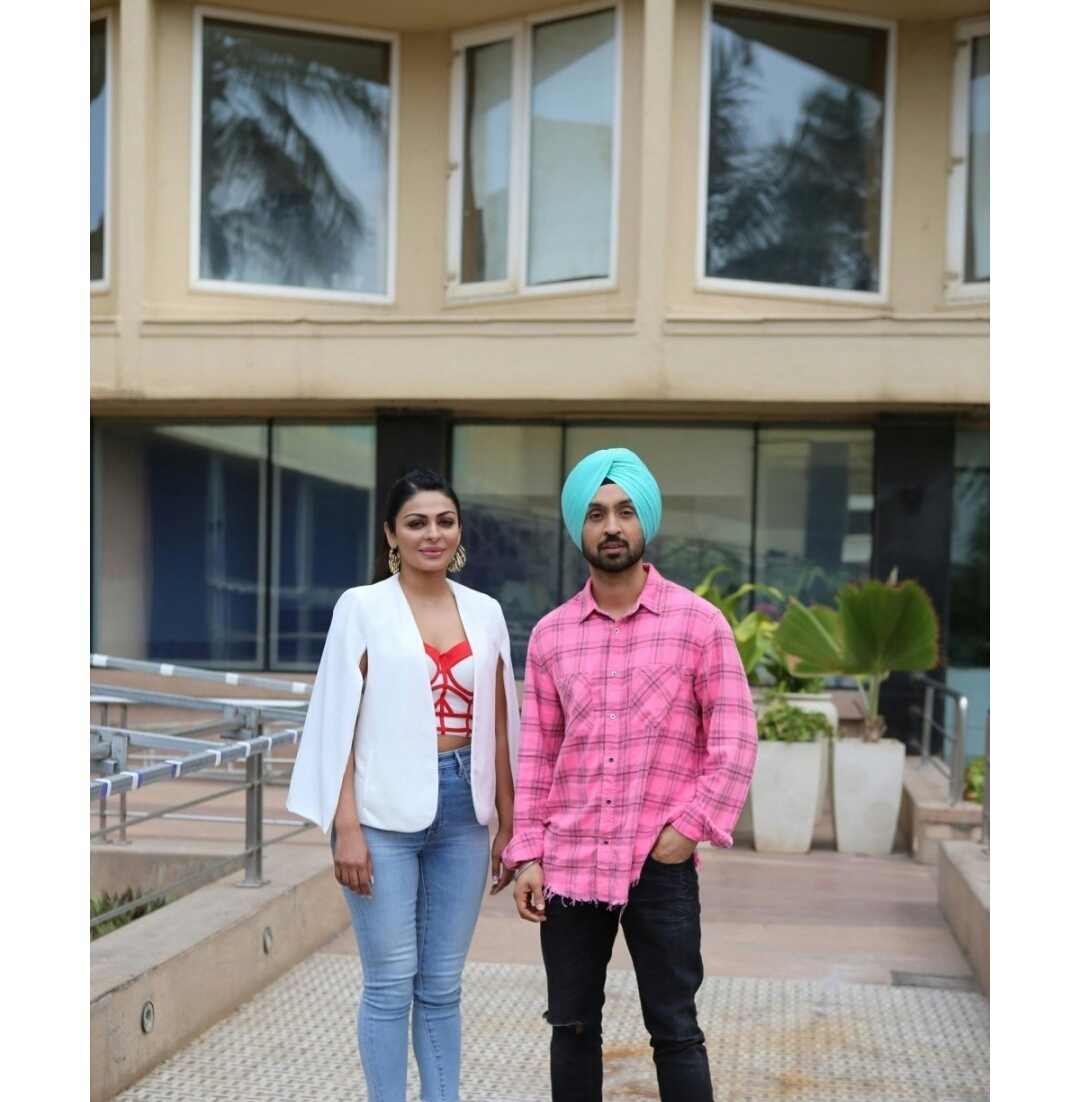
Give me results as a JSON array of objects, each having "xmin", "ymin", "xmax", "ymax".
[
  {"xmin": 90, "ymin": 655, "xmax": 312, "ymax": 933},
  {"xmin": 909, "ymin": 674, "xmax": 982, "ymax": 805}
]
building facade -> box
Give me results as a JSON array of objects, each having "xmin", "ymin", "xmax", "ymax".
[{"xmin": 90, "ymin": 0, "xmax": 989, "ymax": 744}]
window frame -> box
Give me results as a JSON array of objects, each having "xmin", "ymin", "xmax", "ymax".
[
  {"xmin": 90, "ymin": 9, "xmax": 113, "ymax": 293},
  {"xmin": 945, "ymin": 18, "xmax": 990, "ymax": 303},
  {"xmin": 189, "ymin": 6, "xmax": 400, "ymax": 305},
  {"xmin": 445, "ymin": 1, "xmax": 623, "ymax": 302},
  {"xmin": 267, "ymin": 421, "xmax": 378, "ymax": 672},
  {"xmin": 695, "ymin": 0, "xmax": 897, "ymax": 306}
]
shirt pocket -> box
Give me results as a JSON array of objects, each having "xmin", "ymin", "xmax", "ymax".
[
  {"xmin": 555, "ymin": 671, "xmax": 596, "ymax": 736},
  {"xmin": 630, "ymin": 664, "xmax": 691, "ymax": 730}
]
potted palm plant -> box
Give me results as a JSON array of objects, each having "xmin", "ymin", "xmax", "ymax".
[
  {"xmin": 750, "ymin": 697, "xmax": 833, "ymax": 853},
  {"xmin": 773, "ymin": 572, "xmax": 941, "ymax": 856}
]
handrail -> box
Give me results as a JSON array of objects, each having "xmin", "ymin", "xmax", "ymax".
[
  {"xmin": 91, "ymin": 659, "xmax": 313, "ymax": 930},
  {"xmin": 91, "ymin": 653, "xmax": 312, "ymax": 696},
  {"xmin": 910, "ymin": 673, "xmax": 969, "ymax": 805}
]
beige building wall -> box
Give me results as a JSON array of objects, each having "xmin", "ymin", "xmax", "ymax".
[{"xmin": 90, "ymin": 0, "xmax": 989, "ymax": 416}]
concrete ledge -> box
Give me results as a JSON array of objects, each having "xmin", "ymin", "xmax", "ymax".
[
  {"xmin": 899, "ymin": 758, "xmax": 983, "ymax": 865},
  {"xmin": 91, "ymin": 840, "xmax": 244, "ymax": 902},
  {"xmin": 91, "ymin": 845, "xmax": 350, "ymax": 1102},
  {"xmin": 938, "ymin": 840, "xmax": 989, "ymax": 996}
]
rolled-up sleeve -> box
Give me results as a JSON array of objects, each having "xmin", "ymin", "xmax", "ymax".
[
  {"xmin": 285, "ymin": 590, "xmax": 366, "ymax": 833},
  {"xmin": 668, "ymin": 615, "xmax": 757, "ymax": 848}
]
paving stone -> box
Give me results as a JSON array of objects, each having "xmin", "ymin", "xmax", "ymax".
[{"xmin": 114, "ymin": 953, "xmax": 989, "ymax": 1101}]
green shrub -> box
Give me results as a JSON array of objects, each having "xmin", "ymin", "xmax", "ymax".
[
  {"xmin": 90, "ymin": 887, "xmax": 172, "ymax": 940},
  {"xmin": 757, "ymin": 697, "xmax": 834, "ymax": 743},
  {"xmin": 963, "ymin": 756, "xmax": 986, "ymax": 804}
]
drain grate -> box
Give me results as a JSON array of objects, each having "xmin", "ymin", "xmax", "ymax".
[{"xmin": 891, "ymin": 970, "xmax": 980, "ymax": 992}]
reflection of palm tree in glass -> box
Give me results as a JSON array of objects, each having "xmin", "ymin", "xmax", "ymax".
[
  {"xmin": 707, "ymin": 35, "xmax": 882, "ymax": 290},
  {"xmin": 705, "ymin": 35, "xmax": 777, "ymax": 275},
  {"xmin": 201, "ymin": 24, "xmax": 387, "ymax": 288}
]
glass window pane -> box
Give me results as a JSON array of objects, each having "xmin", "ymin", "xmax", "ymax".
[
  {"xmin": 200, "ymin": 18, "xmax": 391, "ymax": 295},
  {"xmin": 452, "ymin": 425, "xmax": 563, "ymax": 670},
  {"xmin": 563, "ymin": 426, "xmax": 754, "ymax": 601},
  {"xmin": 528, "ymin": 9, "xmax": 616, "ymax": 286},
  {"xmin": 965, "ymin": 36, "xmax": 989, "ymax": 284},
  {"xmin": 705, "ymin": 5, "xmax": 888, "ymax": 292},
  {"xmin": 755, "ymin": 429, "xmax": 874, "ymax": 606},
  {"xmin": 91, "ymin": 21, "xmax": 107, "ymax": 282},
  {"xmin": 946, "ymin": 429, "xmax": 989, "ymax": 759},
  {"xmin": 272, "ymin": 426, "xmax": 376, "ymax": 668},
  {"xmin": 461, "ymin": 40, "xmax": 513, "ymax": 284},
  {"xmin": 95, "ymin": 423, "xmax": 267, "ymax": 664}
]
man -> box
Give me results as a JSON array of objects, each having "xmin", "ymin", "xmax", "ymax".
[{"xmin": 503, "ymin": 447, "xmax": 757, "ymax": 1102}]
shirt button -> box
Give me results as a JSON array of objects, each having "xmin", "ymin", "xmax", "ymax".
[
  {"xmin": 608, "ymin": 757, "xmax": 614, "ymax": 762},
  {"xmin": 609, "ymin": 714, "xmax": 616, "ymax": 719},
  {"xmin": 610, "ymin": 671, "xmax": 618, "ymax": 677},
  {"xmin": 602, "ymin": 840, "xmax": 609, "ymax": 845},
  {"xmin": 605, "ymin": 799, "xmax": 612, "ymax": 805},
  {"xmin": 613, "ymin": 628, "xmax": 620, "ymax": 634}
]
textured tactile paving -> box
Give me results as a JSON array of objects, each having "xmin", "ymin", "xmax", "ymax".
[{"xmin": 114, "ymin": 954, "xmax": 989, "ymax": 1101}]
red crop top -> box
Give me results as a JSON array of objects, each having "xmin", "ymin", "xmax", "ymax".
[{"xmin": 424, "ymin": 640, "xmax": 475, "ymax": 738}]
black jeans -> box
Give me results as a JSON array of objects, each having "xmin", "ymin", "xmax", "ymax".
[{"xmin": 539, "ymin": 855, "xmax": 714, "ymax": 1102}]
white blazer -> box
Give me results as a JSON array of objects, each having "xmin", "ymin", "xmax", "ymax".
[{"xmin": 286, "ymin": 575, "xmax": 520, "ymax": 834}]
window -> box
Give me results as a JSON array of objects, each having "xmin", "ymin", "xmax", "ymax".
[
  {"xmin": 447, "ymin": 5, "xmax": 620, "ymax": 298},
  {"xmin": 95, "ymin": 423, "xmax": 268, "ymax": 665},
  {"xmin": 271, "ymin": 425, "xmax": 376, "ymax": 667},
  {"xmin": 91, "ymin": 14, "xmax": 110, "ymax": 288},
  {"xmin": 946, "ymin": 21, "xmax": 989, "ymax": 300},
  {"xmin": 93, "ymin": 420, "xmax": 378, "ymax": 669},
  {"xmin": 192, "ymin": 11, "xmax": 397, "ymax": 301},
  {"xmin": 563, "ymin": 426, "xmax": 755, "ymax": 600},
  {"xmin": 754, "ymin": 428, "xmax": 874, "ymax": 608},
  {"xmin": 452, "ymin": 425, "xmax": 564, "ymax": 668},
  {"xmin": 451, "ymin": 423, "xmax": 753, "ymax": 665},
  {"xmin": 699, "ymin": 2, "xmax": 893, "ymax": 301},
  {"xmin": 945, "ymin": 429, "xmax": 989, "ymax": 757}
]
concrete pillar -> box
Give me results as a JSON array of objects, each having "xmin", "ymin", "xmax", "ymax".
[
  {"xmin": 115, "ymin": 0, "xmax": 156, "ymax": 393},
  {"xmin": 636, "ymin": 0, "xmax": 676, "ymax": 367}
]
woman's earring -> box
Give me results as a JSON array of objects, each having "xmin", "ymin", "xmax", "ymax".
[
  {"xmin": 448, "ymin": 545, "xmax": 467, "ymax": 573},
  {"xmin": 388, "ymin": 547, "xmax": 401, "ymax": 575}
]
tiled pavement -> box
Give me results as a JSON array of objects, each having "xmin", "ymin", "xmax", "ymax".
[
  {"xmin": 109, "ymin": 839, "xmax": 990, "ymax": 1102},
  {"xmin": 113, "ymin": 953, "xmax": 989, "ymax": 1102}
]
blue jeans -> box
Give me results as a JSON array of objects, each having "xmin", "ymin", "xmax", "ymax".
[
  {"xmin": 540, "ymin": 855, "xmax": 714, "ymax": 1102},
  {"xmin": 336, "ymin": 746, "xmax": 489, "ymax": 1102}
]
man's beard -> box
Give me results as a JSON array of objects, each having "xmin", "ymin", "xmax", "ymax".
[{"xmin": 583, "ymin": 536, "xmax": 646, "ymax": 574}]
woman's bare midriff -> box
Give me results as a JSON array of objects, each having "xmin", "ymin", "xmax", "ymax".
[{"xmin": 437, "ymin": 734, "xmax": 472, "ymax": 754}]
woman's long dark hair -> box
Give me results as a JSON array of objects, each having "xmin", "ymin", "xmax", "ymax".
[{"xmin": 370, "ymin": 469, "xmax": 462, "ymax": 583}]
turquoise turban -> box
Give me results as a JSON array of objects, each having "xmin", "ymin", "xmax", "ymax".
[{"xmin": 561, "ymin": 448, "xmax": 662, "ymax": 550}]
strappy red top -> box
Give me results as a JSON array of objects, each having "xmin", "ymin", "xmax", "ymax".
[{"xmin": 424, "ymin": 640, "xmax": 475, "ymax": 738}]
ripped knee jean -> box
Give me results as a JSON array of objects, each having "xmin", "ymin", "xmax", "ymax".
[{"xmin": 539, "ymin": 859, "xmax": 714, "ymax": 1102}]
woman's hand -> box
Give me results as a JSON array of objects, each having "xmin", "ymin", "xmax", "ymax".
[
  {"xmin": 490, "ymin": 825, "xmax": 514, "ymax": 895},
  {"xmin": 334, "ymin": 821, "xmax": 374, "ymax": 897}
]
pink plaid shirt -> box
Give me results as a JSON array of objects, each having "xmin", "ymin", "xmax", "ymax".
[{"xmin": 504, "ymin": 565, "xmax": 757, "ymax": 905}]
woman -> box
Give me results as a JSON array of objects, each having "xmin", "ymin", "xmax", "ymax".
[{"xmin": 286, "ymin": 469, "xmax": 519, "ymax": 1102}]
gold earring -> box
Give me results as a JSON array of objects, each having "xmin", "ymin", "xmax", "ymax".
[
  {"xmin": 388, "ymin": 547, "xmax": 401, "ymax": 574},
  {"xmin": 448, "ymin": 545, "xmax": 467, "ymax": 573}
]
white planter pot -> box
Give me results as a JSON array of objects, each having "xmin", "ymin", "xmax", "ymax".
[
  {"xmin": 781, "ymin": 693, "xmax": 838, "ymax": 820},
  {"xmin": 749, "ymin": 740, "xmax": 823, "ymax": 853},
  {"xmin": 831, "ymin": 737, "xmax": 906, "ymax": 856}
]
